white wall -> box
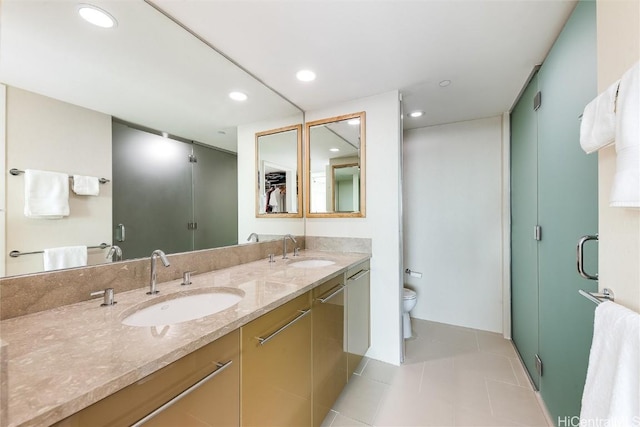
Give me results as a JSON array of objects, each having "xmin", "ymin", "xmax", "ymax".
[
  {"xmin": 237, "ymin": 114, "xmax": 305, "ymax": 240},
  {"xmin": 403, "ymin": 116, "xmax": 505, "ymax": 333},
  {"xmin": 306, "ymin": 90, "xmax": 403, "ymax": 365},
  {"xmin": 5, "ymin": 87, "xmax": 112, "ymax": 276},
  {"xmin": 596, "ymin": 0, "xmax": 640, "ymax": 312}
]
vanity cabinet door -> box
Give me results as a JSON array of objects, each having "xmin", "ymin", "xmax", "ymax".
[
  {"xmin": 55, "ymin": 330, "xmax": 240, "ymax": 427},
  {"xmin": 346, "ymin": 261, "xmax": 370, "ymax": 377},
  {"xmin": 240, "ymin": 292, "xmax": 312, "ymax": 427},
  {"xmin": 312, "ymin": 275, "xmax": 347, "ymax": 427}
]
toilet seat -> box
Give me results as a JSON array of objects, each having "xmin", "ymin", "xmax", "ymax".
[{"xmin": 403, "ymin": 288, "xmax": 417, "ymax": 300}]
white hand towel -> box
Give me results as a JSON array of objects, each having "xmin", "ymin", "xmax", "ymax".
[
  {"xmin": 72, "ymin": 175, "xmax": 100, "ymax": 196},
  {"xmin": 610, "ymin": 61, "xmax": 640, "ymax": 208},
  {"xmin": 23, "ymin": 169, "xmax": 70, "ymax": 218},
  {"xmin": 43, "ymin": 246, "xmax": 88, "ymax": 271},
  {"xmin": 580, "ymin": 302, "xmax": 640, "ymax": 426},
  {"xmin": 580, "ymin": 79, "xmax": 620, "ymax": 154}
]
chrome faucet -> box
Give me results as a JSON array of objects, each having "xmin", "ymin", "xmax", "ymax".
[
  {"xmin": 106, "ymin": 245, "xmax": 123, "ymax": 262},
  {"xmin": 282, "ymin": 234, "xmax": 297, "ymax": 259},
  {"xmin": 247, "ymin": 232, "xmax": 259, "ymax": 243},
  {"xmin": 148, "ymin": 249, "xmax": 170, "ymax": 295}
]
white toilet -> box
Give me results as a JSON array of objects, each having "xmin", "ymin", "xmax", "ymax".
[{"xmin": 402, "ymin": 288, "xmax": 418, "ymax": 339}]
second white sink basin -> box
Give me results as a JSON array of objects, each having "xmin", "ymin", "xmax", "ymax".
[
  {"xmin": 289, "ymin": 259, "xmax": 335, "ymax": 268},
  {"xmin": 122, "ymin": 289, "xmax": 243, "ymax": 327}
]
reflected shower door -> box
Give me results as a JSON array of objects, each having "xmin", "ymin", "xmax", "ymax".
[{"xmin": 112, "ymin": 122, "xmax": 193, "ymax": 260}]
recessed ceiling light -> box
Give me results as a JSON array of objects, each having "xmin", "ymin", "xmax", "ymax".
[
  {"xmin": 347, "ymin": 119, "xmax": 360, "ymax": 125},
  {"xmin": 329, "ymin": 148, "xmax": 340, "ymax": 152},
  {"xmin": 78, "ymin": 4, "xmax": 117, "ymax": 28},
  {"xmin": 439, "ymin": 80, "xmax": 452, "ymax": 87},
  {"xmin": 229, "ymin": 91, "xmax": 248, "ymax": 101},
  {"xmin": 408, "ymin": 111, "xmax": 424, "ymax": 118},
  {"xmin": 296, "ymin": 69, "xmax": 316, "ymax": 82}
]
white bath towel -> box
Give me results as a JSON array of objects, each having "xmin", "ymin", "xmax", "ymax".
[
  {"xmin": 72, "ymin": 175, "xmax": 100, "ymax": 196},
  {"xmin": 580, "ymin": 79, "xmax": 619, "ymax": 154},
  {"xmin": 610, "ymin": 61, "xmax": 640, "ymax": 208},
  {"xmin": 43, "ymin": 246, "xmax": 88, "ymax": 271},
  {"xmin": 580, "ymin": 302, "xmax": 640, "ymax": 426},
  {"xmin": 23, "ymin": 169, "xmax": 70, "ymax": 218}
]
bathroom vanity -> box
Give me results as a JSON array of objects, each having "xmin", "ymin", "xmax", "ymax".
[{"xmin": 0, "ymin": 251, "xmax": 370, "ymax": 427}]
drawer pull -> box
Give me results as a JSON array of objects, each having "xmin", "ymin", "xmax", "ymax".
[
  {"xmin": 348, "ymin": 269, "xmax": 370, "ymax": 281},
  {"xmin": 256, "ymin": 309, "xmax": 311, "ymax": 346},
  {"xmin": 131, "ymin": 360, "xmax": 233, "ymax": 426},
  {"xmin": 315, "ymin": 285, "xmax": 346, "ymax": 303}
]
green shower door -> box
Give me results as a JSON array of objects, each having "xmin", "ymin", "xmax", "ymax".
[
  {"xmin": 511, "ymin": 0, "xmax": 598, "ymax": 424},
  {"xmin": 510, "ymin": 74, "xmax": 540, "ymax": 390},
  {"xmin": 536, "ymin": 0, "xmax": 598, "ymax": 421}
]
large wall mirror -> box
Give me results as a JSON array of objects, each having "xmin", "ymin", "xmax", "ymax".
[
  {"xmin": 0, "ymin": 0, "xmax": 301, "ymax": 277},
  {"xmin": 305, "ymin": 112, "xmax": 366, "ymax": 218},
  {"xmin": 255, "ymin": 125, "xmax": 303, "ymax": 218}
]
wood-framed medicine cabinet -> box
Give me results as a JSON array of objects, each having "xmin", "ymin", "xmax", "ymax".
[{"xmin": 305, "ymin": 112, "xmax": 366, "ymax": 218}]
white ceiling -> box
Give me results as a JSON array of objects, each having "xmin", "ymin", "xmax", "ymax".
[
  {"xmin": 1, "ymin": 0, "xmax": 578, "ymax": 153},
  {"xmin": 151, "ymin": 0, "xmax": 578, "ymax": 129}
]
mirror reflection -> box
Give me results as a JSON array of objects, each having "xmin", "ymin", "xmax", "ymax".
[
  {"xmin": 306, "ymin": 112, "xmax": 366, "ymax": 217},
  {"xmin": 256, "ymin": 125, "xmax": 302, "ymax": 217},
  {"xmin": 0, "ymin": 0, "xmax": 301, "ymax": 277}
]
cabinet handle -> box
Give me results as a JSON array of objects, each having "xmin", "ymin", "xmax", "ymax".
[
  {"xmin": 131, "ymin": 360, "xmax": 233, "ymax": 426},
  {"xmin": 315, "ymin": 285, "xmax": 346, "ymax": 303},
  {"xmin": 347, "ymin": 269, "xmax": 370, "ymax": 282},
  {"xmin": 256, "ymin": 309, "xmax": 311, "ymax": 346}
]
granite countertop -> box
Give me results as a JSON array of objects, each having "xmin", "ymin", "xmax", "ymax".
[{"xmin": 0, "ymin": 250, "xmax": 369, "ymax": 427}]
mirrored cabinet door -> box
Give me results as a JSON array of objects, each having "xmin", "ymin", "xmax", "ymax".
[
  {"xmin": 305, "ymin": 112, "xmax": 366, "ymax": 218},
  {"xmin": 255, "ymin": 125, "xmax": 303, "ymax": 218}
]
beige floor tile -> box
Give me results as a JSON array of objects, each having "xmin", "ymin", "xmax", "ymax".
[
  {"xmin": 453, "ymin": 352, "xmax": 519, "ymax": 385},
  {"xmin": 389, "ymin": 360, "xmax": 424, "ymax": 391},
  {"xmin": 360, "ymin": 359, "xmax": 398, "ymax": 385},
  {"xmin": 353, "ymin": 357, "xmax": 370, "ymax": 376},
  {"xmin": 454, "ymin": 405, "xmax": 524, "ymax": 426},
  {"xmin": 486, "ymin": 380, "xmax": 549, "ymax": 426},
  {"xmin": 333, "ymin": 375, "xmax": 388, "ymax": 425},
  {"xmin": 509, "ymin": 357, "xmax": 534, "ymax": 390},
  {"xmin": 332, "ymin": 413, "xmax": 371, "ymax": 426},
  {"xmin": 476, "ymin": 331, "xmax": 518, "ymax": 359},
  {"xmin": 322, "ymin": 410, "xmax": 338, "ymax": 427},
  {"xmin": 375, "ymin": 386, "xmax": 455, "ymax": 426}
]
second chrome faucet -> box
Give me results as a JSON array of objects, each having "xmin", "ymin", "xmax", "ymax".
[
  {"xmin": 148, "ymin": 249, "xmax": 170, "ymax": 295},
  {"xmin": 282, "ymin": 234, "xmax": 297, "ymax": 259}
]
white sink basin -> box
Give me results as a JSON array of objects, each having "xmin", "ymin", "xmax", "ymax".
[
  {"xmin": 122, "ymin": 289, "xmax": 243, "ymax": 327},
  {"xmin": 289, "ymin": 259, "xmax": 335, "ymax": 268}
]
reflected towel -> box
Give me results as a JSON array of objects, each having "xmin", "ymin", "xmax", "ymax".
[
  {"xmin": 43, "ymin": 246, "xmax": 88, "ymax": 271},
  {"xmin": 580, "ymin": 79, "xmax": 619, "ymax": 154},
  {"xmin": 24, "ymin": 169, "xmax": 70, "ymax": 218},
  {"xmin": 580, "ymin": 302, "xmax": 640, "ymax": 426},
  {"xmin": 611, "ymin": 61, "xmax": 640, "ymax": 207},
  {"xmin": 72, "ymin": 175, "xmax": 100, "ymax": 196}
]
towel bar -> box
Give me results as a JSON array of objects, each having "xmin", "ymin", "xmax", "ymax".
[
  {"xmin": 9, "ymin": 168, "xmax": 110, "ymax": 184},
  {"xmin": 10, "ymin": 243, "xmax": 111, "ymax": 258},
  {"xmin": 579, "ymin": 288, "xmax": 615, "ymax": 305}
]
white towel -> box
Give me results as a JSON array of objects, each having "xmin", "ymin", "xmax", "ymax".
[
  {"xmin": 43, "ymin": 246, "xmax": 88, "ymax": 271},
  {"xmin": 580, "ymin": 302, "xmax": 640, "ymax": 426},
  {"xmin": 72, "ymin": 175, "xmax": 100, "ymax": 196},
  {"xmin": 580, "ymin": 79, "xmax": 620, "ymax": 154},
  {"xmin": 23, "ymin": 169, "xmax": 70, "ymax": 218},
  {"xmin": 610, "ymin": 61, "xmax": 640, "ymax": 208}
]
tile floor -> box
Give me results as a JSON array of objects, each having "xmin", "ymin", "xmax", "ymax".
[{"xmin": 322, "ymin": 319, "xmax": 551, "ymax": 427}]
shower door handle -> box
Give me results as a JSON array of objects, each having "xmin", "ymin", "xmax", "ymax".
[{"xmin": 577, "ymin": 234, "xmax": 598, "ymax": 280}]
